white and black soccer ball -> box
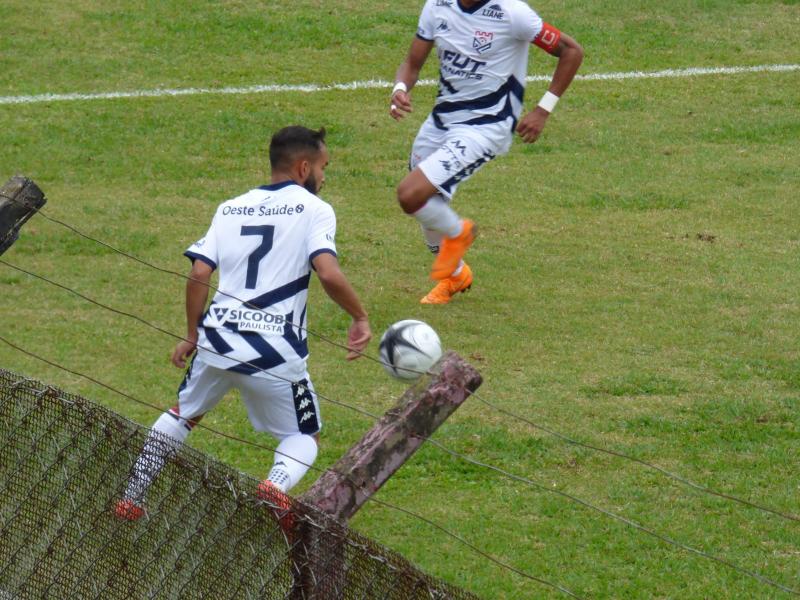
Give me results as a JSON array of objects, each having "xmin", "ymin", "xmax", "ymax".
[{"xmin": 379, "ymin": 319, "xmax": 443, "ymax": 380}]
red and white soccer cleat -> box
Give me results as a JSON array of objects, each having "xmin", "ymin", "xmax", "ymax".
[
  {"xmin": 256, "ymin": 480, "xmax": 295, "ymax": 534},
  {"xmin": 114, "ymin": 498, "xmax": 145, "ymax": 522}
]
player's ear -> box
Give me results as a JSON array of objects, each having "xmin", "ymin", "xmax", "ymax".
[{"xmin": 297, "ymin": 159, "xmax": 311, "ymax": 181}]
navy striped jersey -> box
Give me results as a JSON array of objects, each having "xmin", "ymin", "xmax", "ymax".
[
  {"xmin": 184, "ymin": 181, "xmax": 337, "ymax": 380},
  {"xmin": 416, "ymin": 0, "xmax": 543, "ymax": 132}
]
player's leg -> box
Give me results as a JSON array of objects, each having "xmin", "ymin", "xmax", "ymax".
[
  {"xmin": 115, "ymin": 357, "xmax": 230, "ymax": 520},
  {"xmin": 402, "ymin": 129, "xmax": 496, "ymax": 300},
  {"xmin": 398, "ymin": 120, "xmax": 464, "ymax": 251},
  {"xmin": 238, "ymin": 373, "xmax": 320, "ymax": 533},
  {"xmin": 237, "ymin": 374, "xmax": 321, "ymax": 493}
]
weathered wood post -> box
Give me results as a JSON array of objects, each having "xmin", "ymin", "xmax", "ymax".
[
  {"xmin": 0, "ymin": 176, "xmax": 46, "ymax": 255},
  {"xmin": 291, "ymin": 351, "xmax": 482, "ymax": 598}
]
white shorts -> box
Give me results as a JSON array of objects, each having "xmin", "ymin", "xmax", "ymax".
[
  {"xmin": 410, "ymin": 116, "xmax": 510, "ymax": 199},
  {"xmin": 174, "ymin": 355, "xmax": 322, "ymax": 438}
]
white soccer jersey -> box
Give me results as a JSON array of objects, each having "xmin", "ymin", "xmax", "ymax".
[
  {"xmin": 416, "ymin": 0, "xmax": 543, "ymax": 133},
  {"xmin": 184, "ymin": 181, "xmax": 337, "ymax": 381}
]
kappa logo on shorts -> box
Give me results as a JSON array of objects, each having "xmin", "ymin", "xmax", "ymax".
[
  {"xmin": 443, "ymin": 145, "xmax": 466, "ymax": 170},
  {"xmin": 473, "ymin": 31, "xmax": 494, "ymax": 54},
  {"xmin": 452, "ymin": 140, "xmax": 467, "ymax": 156},
  {"xmin": 292, "ymin": 379, "xmax": 319, "ymax": 434}
]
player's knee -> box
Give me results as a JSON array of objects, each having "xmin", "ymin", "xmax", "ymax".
[{"xmin": 396, "ymin": 180, "xmax": 425, "ymax": 214}]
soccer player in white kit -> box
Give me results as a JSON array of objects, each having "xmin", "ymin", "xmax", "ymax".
[
  {"xmin": 391, "ymin": 0, "xmax": 583, "ymax": 304},
  {"xmin": 115, "ymin": 126, "xmax": 371, "ymax": 523}
]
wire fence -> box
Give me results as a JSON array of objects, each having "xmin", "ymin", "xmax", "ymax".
[
  {"xmin": 3, "ymin": 184, "xmax": 798, "ymax": 597},
  {"xmin": 0, "ymin": 368, "xmax": 480, "ymax": 600}
]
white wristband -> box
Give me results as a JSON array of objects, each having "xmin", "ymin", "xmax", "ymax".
[
  {"xmin": 537, "ymin": 91, "xmax": 560, "ymax": 113},
  {"xmin": 392, "ymin": 81, "xmax": 408, "ymax": 96}
]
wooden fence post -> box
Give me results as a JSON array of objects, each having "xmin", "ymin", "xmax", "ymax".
[
  {"xmin": 291, "ymin": 351, "xmax": 482, "ymax": 598},
  {"xmin": 0, "ymin": 176, "xmax": 46, "ymax": 256}
]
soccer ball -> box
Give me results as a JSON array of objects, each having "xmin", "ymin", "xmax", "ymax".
[{"xmin": 379, "ymin": 319, "xmax": 443, "ymax": 380}]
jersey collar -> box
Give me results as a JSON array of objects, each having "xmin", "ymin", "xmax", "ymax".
[
  {"xmin": 259, "ymin": 181, "xmax": 299, "ymax": 191},
  {"xmin": 457, "ymin": 0, "xmax": 493, "ymax": 14}
]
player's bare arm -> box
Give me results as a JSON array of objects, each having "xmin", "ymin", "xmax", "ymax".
[
  {"xmin": 172, "ymin": 260, "xmax": 213, "ymax": 368},
  {"xmin": 311, "ymin": 252, "xmax": 372, "ymax": 360},
  {"xmin": 390, "ymin": 37, "xmax": 434, "ymax": 121},
  {"xmin": 516, "ymin": 32, "xmax": 584, "ymax": 144}
]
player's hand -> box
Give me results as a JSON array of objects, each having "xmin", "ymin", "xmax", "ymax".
[
  {"xmin": 390, "ymin": 91, "xmax": 412, "ymax": 121},
  {"xmin": 516, "ymin": 107, "xmax": 550, "ymax": 143},
  {"xmin": 172, "ymin": 337, "xmax": 197, "ymax": 369},
  {"xmin": 346, "ymin": 317, "xmax": 372, "ymax": 360}
]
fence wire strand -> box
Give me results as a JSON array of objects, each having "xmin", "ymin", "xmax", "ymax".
[
  {"xmin": 3, "ymin": 256, "xmax": 798, "ymax": 596},
  {"xmin": 6, "ymin": 198, "xmax": 797, "ymax": 527},
  {"xmin": 0, "ymin": 335, "xmax": 582, "ymax": 599},
  {"xmin": 0, "ymin": 366, "xmax": 487, "ymax": 600},
  {"xmin": 3, "ymin": 197, "xmax": 798, "ymax": 597}
]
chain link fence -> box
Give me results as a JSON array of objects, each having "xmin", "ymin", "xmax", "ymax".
[{"xmin": 0, "ymin": 368, "xmax": 479, "ymax": 599}]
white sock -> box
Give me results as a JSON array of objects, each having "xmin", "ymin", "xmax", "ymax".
[
  {"xmin": 124, "ymin": 411, "xmax": 191, "ymax": 503},
  {"xmin": 413, "ymin": 196, "xmax": 462, "ymax": 238},
  {"xmin": 422, "ymin": 226, "xmax": 443, "ymax": 255},
  {"xmin": 266, "ymin": 434, "xmax": 318, "ymax": 492}
]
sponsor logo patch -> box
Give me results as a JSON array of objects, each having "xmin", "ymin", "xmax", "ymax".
[
  {"xmin": 481, "ymin": 4, "xmax": 504, "ymax": 19},
  {"xmin": 440, "ymin": 50, "xmax": 486, "ymax": 79},
  {"xmin": 212, "ymin": 308, "xmax": 286, "ymax": 334},
  {"xmin": 221, "ymin": 204, "xmax": 303, "ymax": 217}
]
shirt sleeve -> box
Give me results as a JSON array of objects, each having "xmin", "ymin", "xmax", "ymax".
[
  {"xmin": 307, "ymin": 203, "xmax": 337, "ymax": 263},
  {"xmin": 184, "ymin": 211, "xmax": 219, "ymax": 270},
  {"xmin": 416, "ymin": 0, "xmax": 436, "ymax": 41},
  {"xmin": 510, "ymin": 1, "xmax": 543, "ymax": 42}
]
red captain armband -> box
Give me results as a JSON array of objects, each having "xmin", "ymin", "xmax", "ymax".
[{"xmin": 533, "ymin": 22, "xmax": 561, "ymax": 55}]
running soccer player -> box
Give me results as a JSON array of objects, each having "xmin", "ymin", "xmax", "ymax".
[
  {"xmin": 115, "ymin": 126, "xmax": 371, "ymax": 522},
  {"xmin": 391, "ymin": 0, "xmax": 583, "ymax": 304}
]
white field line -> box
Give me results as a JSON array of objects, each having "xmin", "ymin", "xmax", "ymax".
[{"xmin": 0, "ymin": 63, "xmax": 797, "ymax": 106}]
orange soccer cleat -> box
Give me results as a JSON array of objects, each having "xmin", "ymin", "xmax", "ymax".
[
  {"xmin": 256, "ymin": 480, "xmax": 295, "ymax": 534},
  {"xmin": 420, "ymin": 263, "xmax": 473, "ymax": 305},
  {"xmin": 114, "ymin": 498, "xmax": 145, "ymax": 522},
  {"xmin": 430, "ymin": 219, "xmax": 477, "ymax": 280}
]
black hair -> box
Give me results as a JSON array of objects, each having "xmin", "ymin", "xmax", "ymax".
[{"xmin": 269, "ymin": 126, "xmax": 327, "ymax": 170}]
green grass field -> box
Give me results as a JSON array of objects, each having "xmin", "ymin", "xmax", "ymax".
[{"xmin": 2, "ymin": 1, "xmax": 799, "ymax": 598}]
